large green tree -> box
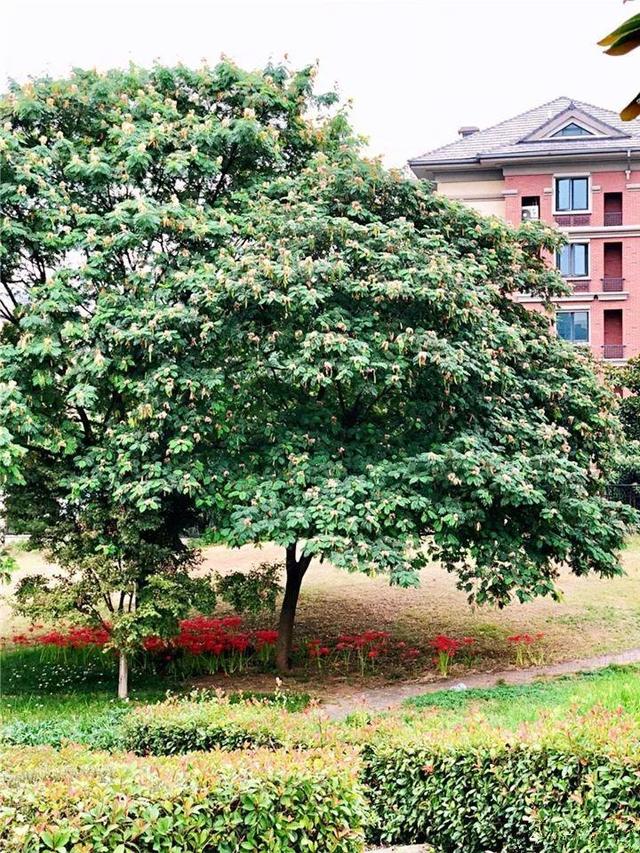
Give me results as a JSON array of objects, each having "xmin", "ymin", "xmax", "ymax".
[
  {"xmin": 1, "ymin": 64, "xmax": 635, "ymax": 681},
  {"xmin": 195, "ymin": 156, "xmax": 636, "ymax": 671},
  {"xmin": 0, "ymin": 62, "xmax": 347, "ymax": 694}
]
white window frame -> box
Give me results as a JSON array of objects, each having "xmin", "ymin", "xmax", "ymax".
[
  {"xmin": 553, "ymin": 173, "xmax": 592, "ymax": 215},
  {"xmin": 556, "ymin": 309, "xmax": 591, "ymax": 345},
  {"xmin": 549, "ymin": 121, "xmax": 595, "ymax": 139}
]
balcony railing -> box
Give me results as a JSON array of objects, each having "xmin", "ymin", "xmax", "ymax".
[
  {"xmin": 602, "ymin": 343, "xmax": 626, "ymax": 360},
  {"xmin": 601, "ymin": 277, "xmax": 625, "ymax": 292},
  {"xmin": 554, "ymin": 213, "xmax": 591, "ymax": 226},
  {"xmin": 571, "ymin": 280, "xmax": 591, "ymax": 293},
  {"xmin": 604, "ymin": 211, "xmax": 623, "ymax": 226}
]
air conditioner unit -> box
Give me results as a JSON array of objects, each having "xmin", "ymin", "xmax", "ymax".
[{"xmin": 521, "ymin": 205, "xmax": 540, "ymax": 221}]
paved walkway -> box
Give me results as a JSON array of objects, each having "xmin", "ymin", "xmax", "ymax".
[
  {"xmin": 322, "ymin": 646, "xmax": 640, "ymax": 719},
  {"xmin": 366, "ymin": 847, "xmax": 432, "ymax": 852}
]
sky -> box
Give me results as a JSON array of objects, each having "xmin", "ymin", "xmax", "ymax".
[{"xmin": 2, "ymin": 0, "xmax": 636, "ymax": 167}]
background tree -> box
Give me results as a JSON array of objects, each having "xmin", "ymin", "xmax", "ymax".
[
  {"xmin": 197, "ymin": 154, "xmax": 636, "ymax": 671},
  {"xmin": 610, "ymin": 355, "xmax": 640, "ymax": 500},
  {"xmin": 617, "ymin": 355, "xmax": 640, "ymax": 441},
  {"xmin": 0, "ymin": 62, "xmax": 348, "ymax": 694},
  {"xmin": 599, "ymin": 1, "xmax": 640, "ymax": 119}
]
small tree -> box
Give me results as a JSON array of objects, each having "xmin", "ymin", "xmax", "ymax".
[
  {"xmin": 10, "ymin": 489, "xmax": 217, "ymax": 698},
  {"xmin": 197, "ymin": 155, "xmax": 636, "ymax": 671},
  {"xmin": 0, "ymin": 62, "xmax": 348, "ymax": 693}
]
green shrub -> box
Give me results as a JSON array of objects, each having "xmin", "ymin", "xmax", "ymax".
[
  {"xmin": 205, "ymin": 688, "xmax": 310, "ymax": 712},
  {"xmin": 120, "ymin": 696, "xmax": 330, "ymax": 755},
  {"xmin": 361, "ymin": 713, "xmax": 640, "ymax": 853},
  {"xmin": 216, "ymin": 561, "xmax": 282, "ymax": 614},
  {"xmin": 0, "ymin": 745, "xmax": 367, "ymax": 852}
]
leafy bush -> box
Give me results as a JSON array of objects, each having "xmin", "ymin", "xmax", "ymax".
[
  {"xmin": 120, "ymin": 695, "xmax": 328, "ymax": 755},
  {"xmin": 0, "ymin": 745, "xmax": 367, "ymax": 852},
  {"xmin": 227, "ymin": 689, "xmax": 311, "ymax": 712},
  {"xmin": 216, "ymin": 562, "xmax": 283, "ymax": 614},
  {"xmin": 361, "ymin": 712, "xmax": 640, "ymax": 852}
]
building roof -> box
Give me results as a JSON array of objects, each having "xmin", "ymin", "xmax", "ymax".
[{"xmin": 409, "ymin": 97, "xmax": 640, "ymax": 167}]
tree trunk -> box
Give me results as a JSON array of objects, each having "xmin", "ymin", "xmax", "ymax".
[
  {"xmin": 117, "ymin": 650, "xmax": 129, "ymax": 700},
  {"xmin": 275, "ymin": 544, "xmax": 311, "ymax": 673}
]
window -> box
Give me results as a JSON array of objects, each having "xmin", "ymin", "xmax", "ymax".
[
  {"xmin": 556, "ymin": 311, "xmax": 589, "ymax": 343},
  {"xmin": 551, "ymin": 122, "xmax": 594, "ymax": 137},
  {"xmin": 555, "ymin": 176, "xmax": 589, "ymax": 212},
  {"xmin": 557, "ymin": 243, "xmax": 589, "ymax": 277}
]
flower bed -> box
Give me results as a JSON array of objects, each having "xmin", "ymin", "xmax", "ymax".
[{"xmin": 5, "ymin": 621, "xmax": 468, "ymax": 679}]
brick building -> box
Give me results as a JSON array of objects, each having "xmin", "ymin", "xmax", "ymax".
[{"xmin": 409, "ymin": 97, "xmax": 640, "ymax": 364}]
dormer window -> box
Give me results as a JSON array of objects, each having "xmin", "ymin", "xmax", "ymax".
[{"xmin": 551, "ymin": 122, "xmax": 594, "ymax": 137}]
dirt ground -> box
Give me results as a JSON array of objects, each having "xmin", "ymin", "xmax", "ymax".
[{"xmin": 3, "ymin": 535, "xmax": 640, "ymax": 680}]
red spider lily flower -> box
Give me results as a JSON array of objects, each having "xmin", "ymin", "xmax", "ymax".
[
  {"xmin": 228, "ymin": 634, "xmax": 250, "ymax": 653},
  {"xmin": 507, "ymin": 633, "xmax": 542, "ymax": 645},
  {"xmin": 254, "ymin": 629, "xmax": 278, "ymax": 648},
  {"xmin": 142, "ymin": 636, "xmax": 166, "ymax": 653},
  {"xmin": 430, "ymin": 635, "xmax": 463, "ymax": 655}
]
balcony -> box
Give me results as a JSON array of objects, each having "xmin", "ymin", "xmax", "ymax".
[
  {"xmin": 604, "ymin": 212, "xmax": 623, "ymax": 227},
  {"xmin": 604, "ymin": 193, "xmax": 623, "ymax": 228},
  {"xmin": 602, "ymin": 343, "xmax": 626, "ymax": 360},
  {"xmin": 601, "ymin": 277, "xmax": 625, "ymax": 292}
]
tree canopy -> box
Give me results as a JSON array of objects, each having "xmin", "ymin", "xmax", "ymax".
[
  {"xmin": 193, "ymin": 155, "xmax": 636, "ymax": 666},
  {"xmin": 0, "ymin": 62, "xmax": 636, "ymax": 679},
  {"xmin": 0, "ymin": 61, "xmax": 348, "ymax": 691}
]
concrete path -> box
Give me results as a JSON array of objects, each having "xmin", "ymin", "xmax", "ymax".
[
  {"xmin": 366, "ymin": 847, "xmax": 432, "ymax": 852},
  {"xmin": 322, "ymin": 646, "xmax": 640, "ymax": 719}
]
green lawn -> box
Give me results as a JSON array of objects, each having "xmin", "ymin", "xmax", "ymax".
[{"xmin": 405, "ymin": 664, "xmax": 640, "ymax": 728}]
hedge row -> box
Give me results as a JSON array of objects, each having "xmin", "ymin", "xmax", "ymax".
[
  {"xmin": 4, "ymin": 735, "xmax": 639, "ymax": 852},
  {"xmin": 4, "ymin": 703, "xmax": 640, "ymax": 852},
  {"xmin": 119, "ymin": 697, "xmax": 331, "ymax": 754},
  {"xmin": 0, "ymin": 745, "xmax": 366, "ymax": 853},
  {"xmin": 362, "ymin": 742, "xmax": 640, "ymax": 853}
]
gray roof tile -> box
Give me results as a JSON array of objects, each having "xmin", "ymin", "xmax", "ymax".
[{"xmin": 409, "ymin": 97, "xmax": 640, "ymax": 165}]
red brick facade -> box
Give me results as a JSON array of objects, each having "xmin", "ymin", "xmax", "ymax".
[
  {"xmin": 408, "ymin": 98, "xmax": 640, "ymax": 365},
  {"xmin": 505, "ymin": 170, "xmax": 640, "ymax": 363}
]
